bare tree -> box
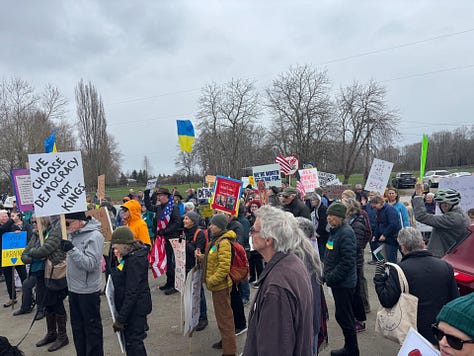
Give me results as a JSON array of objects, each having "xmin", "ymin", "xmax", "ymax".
[
  {"xmin": 335, "ymin": 80, "xmax": 400, "ymax": 183},
  {"xmin": 195, "ymin": 79, "xmax": 262, "ymax": 178},
  {"xmin": 175, "ymin": 148, "xmax": 197, "ymax": 177},
  {"xmin": 75, "ymin": 79, "xmax": 121, "ymax": 187},
  {"xmin": 266, "ymin": 64, "xmax": 335, "ymax": 165}
]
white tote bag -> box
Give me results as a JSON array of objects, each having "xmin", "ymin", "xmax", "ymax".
[{"xmin": 375, "ymin": 262, "xmax": 418, "ymax": 344}]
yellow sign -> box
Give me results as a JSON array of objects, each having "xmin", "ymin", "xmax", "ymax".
[
  {"xmin": 1, "ymin": 232, "xmax": 27, "ymax": 267},
  {"xmin": 248, "ymin": 176, "xmax": 255, "ymax": 186},
  {"xmin": 198, "ymin": 204, "xmax": 214, "ymax": 218},
  {"xmin": 205, "ymin": 175, "xmax": 216, "ymax": 185},
  {"xmin": 2, "ymin": 248, "xmax": 25, "ymax": 267}
]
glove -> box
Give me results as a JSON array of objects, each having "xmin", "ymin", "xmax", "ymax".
[
  {"xmin": 60, "ymin": 240, "xmax": 74, "ymax": 252},
  {"xmin": 113, "ymin": 321, "xmax": 124, "ymax": 333},
  {"xmin": 375, "ymin": 260, "xmax": 386, "ymax": 276}
]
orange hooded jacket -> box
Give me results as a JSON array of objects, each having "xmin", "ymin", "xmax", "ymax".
[{"xmin": 122, "ymin": 199, "xmax": 151, "ymax": 246}]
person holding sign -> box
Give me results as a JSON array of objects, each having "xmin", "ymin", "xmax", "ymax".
[{"xmin": 110, "ymin": 226, "xmax": 152, "ymax": 356}]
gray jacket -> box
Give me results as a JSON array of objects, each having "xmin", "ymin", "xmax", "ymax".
[
  {"xmin": 66, "ymin": 218, "xmax": 104, "ymax": 294},
  {"xmin": 412, "ymin": 196, "xmax": 470, "ymax": 257}
]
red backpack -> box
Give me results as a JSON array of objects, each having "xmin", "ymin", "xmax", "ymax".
[
  {"xmin": 193, "ymin": 228, "xmax": 209, "ymax": 251},
  {"xmin": 226, "ymin": 239, "xmax": 249, "ymax": 283}
]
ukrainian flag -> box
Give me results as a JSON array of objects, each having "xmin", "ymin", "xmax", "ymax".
[
  {"xmin": 44, "ymin": 130, "xmax": 57, "ymax": 153},
  {"xmin": 177, "ymin": 120, "xmax": 195, "ymax": 153}
]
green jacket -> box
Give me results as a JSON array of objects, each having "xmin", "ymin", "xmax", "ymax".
[{"xmin": 25, "ymin": 227, "xmax": 66, "ymax": 265}]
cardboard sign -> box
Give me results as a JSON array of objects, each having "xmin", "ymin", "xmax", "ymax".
[
  {"xmin": 145, "ymin": 178, "xmax": 158, "ymax": 196},
  {"xmin": 11, "ymin": 169, "xmax": 34, "ymax": 212},
  {"xmin": 318, "ymin": 171, "xmax": 338, "ymax": 187},
  {"xmin": 183, "ymin": 267, "xmax": 202, "ymax": 336},
  {"xmin": 365, "ymin": 158, "xmax": 394, "ymax": 196},
  {"xmin": 324, "ymin": 184, "xmax": 352, "ymax": 201},
  {"xmin": 28, "ymin": 151, "xmax": 87, "ymax": 217},
  {"xmin": 85, "ymin": 207, "xmax": 113, "ymax": 241},
  {"xmin": 205, "ymin": 175, "xmax": 216, "ymax": 186},
  {"xmin": 438, "ymin": 175, "xmax": 474, "ymax": 214},
  {"xmin": 298, "ymin": 168, "xmax": 320, "ymax": 192},
  {"xmin": 197, "ymin": 187, "xmax": 213, "ymax": 201},
  {"xmin": 170, "ymin": 238, "xmax": 186, "ymax": 293},
  {"xmin": 252, "ymin": 164, "xmax": 282, "ymax": 188},
  {"xmin": 211, "ymin": 176, "xmax": 243, "ymax": 216},
  {"xmin": 97, "ymin": 175, "xmax": 105, "ymax": 201},
  {"xmin": 1, "ymin": 231, "xmax": 27, "ymax": 267}
]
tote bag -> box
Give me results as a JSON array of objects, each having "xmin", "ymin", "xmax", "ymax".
[
  {"xmin": 375, "ymin": 262, "xmax": 418, "ymax": 344},
  {"xmin": 44, "ymin": 259, "xmax": 67, "ymax": 291}
]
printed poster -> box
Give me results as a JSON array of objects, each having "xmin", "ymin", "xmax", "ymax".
[
  {"xmin": 298, "ymin": 168, "xmax": 320, "ymax": 192},
  {"xmin": 170, "ymin": 238, "xmax": 186, "ymax": 293},
  {"xmin": 252, "ymin": 164, "xmax": 282, "ymax": 188},
  {"xmin": 1, "ymin": 231, "xmax": 27, "ymax": 267},
  {"xmin": 211, "ymin": 175, "xmax": 243, "ymax": 216},
  {"xmin": 11, "ymin": 169, "xmax": 34, "ymax": 212},
  {"xmin": 365, "ymin": 158, "xmax": 394, "ymax": 196}
]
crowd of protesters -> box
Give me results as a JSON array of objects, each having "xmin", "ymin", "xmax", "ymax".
[{"xmin": 0, "ymin": 176, "xmax": 473, "ymax": 356}]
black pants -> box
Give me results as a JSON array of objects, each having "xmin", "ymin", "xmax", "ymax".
[
  {"xmin": 20, "ymin": 270, "xmax": 45, "ymax": 311},
  {"xmin": 352, "ymin": 267, "xmax": 367, "ymax": 322},
  {"xmin": 68, "ymin": 291, "xmax": 104, "ymax": 356},
  {"xmin": 230, "ymin": 283, "xmax": 246, "ymax": 330},
  {"xmin": 248, "ymin": 251, "xmax": 263, "ymax": 282},
  {"xmin": 124, "ymin": 314, "xmax": 148, "ymax": 356},
  {"xmin": 332, "ymin": 287, "xmax": 359, "ymax": 354},
  {"xmin": 164, "ymin": 238, "xmax": 175, "ymax": 286},
  {"xmin": 3, "ymin": 265, "xmax": 27, "ymax": 300}
]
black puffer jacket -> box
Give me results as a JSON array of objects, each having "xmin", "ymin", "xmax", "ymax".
[
  {"xmin": 373, "ymin": 250, "xmax": 459, "ymax": 344},
  {"xmin": 347, "ymin": 213, "xmax": 369, "ymax": 270},
  {"xmin": 283, "ymin": 197, "xmax": 311, "ymax": 220},
  {"xmin": 112, "ymin": 244, "xmax": 152, "ymax": 324}
]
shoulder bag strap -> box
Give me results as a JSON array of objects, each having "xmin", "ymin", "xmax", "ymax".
[{"xmin": 385, "ymin": 262, "xmax": 410, "ymax": 294}]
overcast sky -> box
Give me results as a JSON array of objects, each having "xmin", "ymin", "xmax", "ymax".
[{"xmin": 1, "ymin": 1, "xmax": 473, "ymax": 176}]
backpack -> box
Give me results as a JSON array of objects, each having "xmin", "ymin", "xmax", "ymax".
[
  {"xmin": 220, "ymin": 238, "xmax": 249, "ymax": 283},
  {"xmin": 193, "ymin": 228, "xmax": 209, "ymax": 251}
]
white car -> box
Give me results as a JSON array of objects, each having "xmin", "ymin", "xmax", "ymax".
[
  {"xmin": 422, "ymin": 170, "xmax": 450, "ymax": 187},
  {"xmin": 448, "ymin": 172, "xmax": 472, "ymax": 178}
]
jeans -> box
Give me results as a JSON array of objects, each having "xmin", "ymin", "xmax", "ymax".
[
  {"xmin": 238, "ymin": 278, "xmax": 250, "ymax": 302},
  {"xmin": 384, "ymin": 243, "xmax": 399, "ymax": 263},
  {"xmin": 21, "ymin": 271, "xmax": 44, "ymax": 311}
]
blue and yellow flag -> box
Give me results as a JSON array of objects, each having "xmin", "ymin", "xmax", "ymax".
[
  {"xmin": 176, "ymin": 120, "xmax": 195, "ymax": 153},
  {"xmin": 44, "ymin": 130, "xmax": 57, "ymax": 153}
]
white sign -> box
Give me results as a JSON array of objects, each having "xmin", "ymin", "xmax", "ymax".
[
  {"xmin": 241, "ymin": 177, "xmax": 250, "ymax": 188},
  {"xmin": 183, "ymin": 267, "xmax": 202, "ymax": 336},
  {"xmin": 298, "ymin": 168, "xmax": 320, "ymax": 192},
  {"xmin": 365, "ymin": 158, "xmax": 394, "ymax": 196},
  {"xmin": 438, "ymin": 175, "xmax": 474, "ymax": 214},
  {"xmin": 145, "ymin": 178, "xmax": 158, "ymax": 196},
  {"xmin": 318, "ymin": 171, "xmax": 338, "ymax": 187},
  {"xmin": 28, "ymin": 151, "xmax": 87, "ymax": 217},
  {"xmin": 252, "ymin": 164, "xmax": 282, "ymax": 188},
  {"xmin": 105, "ymin": 277, "xmax": 125, "ymax": 353},
  {"xmin": 397, "ymin": 327, "xmax": 439, "ymax": 356},
  {"xmin": 197, "ymin": 187, "xmax": 213, "ymax": 200},
  {"xmin": 170, "ymin": 238, "xmax": 186, "ymax": 293}
]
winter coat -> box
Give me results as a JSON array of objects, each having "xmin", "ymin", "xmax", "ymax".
[
  {"xmin": 111, "ymin": 244, "xmax": 152, "ymax": 324},
  {"xmin": 347, "ymin": 213, "xmax": 369, "ymax": 270},
  {"xmin": 374, "ymin": 203, "xmax": 401, "ymax": 245},
  {"xmin": 373, "ymin": 250, "xmax": 459, "ymax": 344},
  {"xmin": 144, "ymin": 193, "xmax": 182, "ymax": 239},
  {"xmin": 412, "ymin": 196, "xmax": 470, "ymax": 257},
  {"xmin": 243, "ymin": 252, "xmax": 313, "ymax": 356},
  {"xmin": 184, "ymin": 225, "xmax": 207, "ymax": 272},
  {"xmin": 323, "ymin": 223, "xmax": 357, "ymax": 289},
  {"xmin": 236, "ymin": 215, "xmax": 251, "ymax": 251},
  {"xmin": 27, "ymin": 227, "xmax": 66, "ymax": 265},
  {"xmin": 283, "ymin": 197, "xmax": 312, "ymax": 220},
  {"xmin": 122, "ymin": 199, "xmax": 151, "ymax": 246},
  {"xmin": 66, "ymin": 218, "xmax": 104, "ymax": 294},
  {"xmin": 22, "ymin": 232, "xmax": 45, "ymax": 273},
  {"xmin": 390, "ymin": 201, "xmax": 410, "ymax": 227},
  {"xmin": 204, "ymin": 229, "xmax": 235, "ymax": 292}
]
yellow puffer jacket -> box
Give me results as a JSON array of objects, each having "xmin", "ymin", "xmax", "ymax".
[{"xmin": 205, "ymin": 229, "xmax": 235, "ymax": 292}]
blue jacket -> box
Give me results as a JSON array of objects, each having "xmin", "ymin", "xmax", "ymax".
[{"xmin": 375, "ymin": 203, "xmax": 401, "ymax": 245}]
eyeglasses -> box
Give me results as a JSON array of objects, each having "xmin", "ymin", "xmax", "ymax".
[
  {"xmin": 250, "ymin": 227, "xmax": 260, "ymax": 235},
  {"xmin": 432, "ymin": 324, "xmax": 474, "ymax": 350}
]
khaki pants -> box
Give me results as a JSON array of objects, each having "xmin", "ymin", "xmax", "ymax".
[{"xmin": 212, "ymin": 287, "xmax": 236, "ymax": 355}]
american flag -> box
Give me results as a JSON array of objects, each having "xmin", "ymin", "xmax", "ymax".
[
  {"xmin": 275, "ymin": 154, "xmax": 292, "ymax": 175},
  {"xmin": 149, "ymin": 192, "xmax": 174, "ymax": 278},
  {"xmin": 295, "ymin": 170, "xmax": 306, "ymax": 200}
]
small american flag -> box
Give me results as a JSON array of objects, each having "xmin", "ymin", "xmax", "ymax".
[
  {"xmin": 157, "ymin": 194, "xmax": 174, "ymax": 232},
  {"xmin": 275, "ymin": 154, "xmax": 292, "ymax": 175}
]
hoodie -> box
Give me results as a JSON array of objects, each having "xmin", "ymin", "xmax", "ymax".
[{"xmin": 122, "ymin": 199, "xmax": 151, "ymax": 246}]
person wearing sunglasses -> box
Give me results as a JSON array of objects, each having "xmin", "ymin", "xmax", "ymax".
[{"xmin": 433, "ymin": 293, "xmax": 474, "ymax": 355}]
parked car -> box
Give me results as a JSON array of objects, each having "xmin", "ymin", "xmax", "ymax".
[
  {"xmin": 391, "ymin": 172, "xmax": 417, "ymax": 189},
  {"xmin": 448, "ymin": 172, "xmax": 472, "ymax": 178},
  {"xmin": 442, "ymin": 225, "xmax": 474, "ymax": 296},
  {"xmin": 422, "ymin": 170, "xmax": 450, "ymax": 187}
]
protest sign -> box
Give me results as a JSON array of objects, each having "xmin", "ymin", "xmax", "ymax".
[
  {"xmin": 438, "ymin": 175, "xmax": 474, "ymax": 214},
  {"xmin": 365, "ymin": 158, "xmax": 394, "ymax": 196},
  {"xmin": 183, "ymin": 267, "xmax": 202, "ymax": 336},
  {"xmin": 86, "ymin": 206, "xmax": 113, "ymax": 241},
  {"xmin": 298, "ymin": 168, "xmax": 320, "ymax": 192},
  {"xmin": 211, "ymin": 176, "xmax": 243, "ymax": 216},
  {"xmin": 324, "ymin": 185, "xmax": 352, "ymax": 200},
  {"xmin": 248, "ymin": 175, "xmax": 255, "ymax": 187},
  {"xmin": 105, "ymin": 277, "xmax": 125, "ymax": 353},
  {"xmin": 197, "ymin": 204, "xmax": 213, "ymax": 218},
  {"xmin": 205, "ymin": 175, "xmax": 216, "ymax": 186},
  {"xmin": 197, "ymin": 187, "xmax": 213, "ymax": 201},
  {"xmin": 1, "ymin": 231, "xmax": 27, "ymax": 267},
  {"xmin": 145, "ymin": 178, "xmax": 158, "ymax": 196},
  {"xmin": 318, "ymin": 171, "xmax": 338, "ymax": 187},
  {"xmin": 252, "ymin": 164, "xmax": 282, "ymax": 188},
  {"xmin": 97, "ymin": 175, "xmax": 105, "ymax": 201},
  {"xmin": 10, "ymin": 169, "xmax": 34, "ymax": 212},
  {"xmin": 28, "ymin": 151, "xmax": 87, "ymax": 217},
  {"xmin": 397, "ymin": 327, "xmax": 439, "ymax": 356},
  {"xmin": 170, "ymin": 238, "xmax": 186, "ymax": 293},
  {"xmin": 241, "ymin": 177, "xmax": 250, "ymax": 188}
]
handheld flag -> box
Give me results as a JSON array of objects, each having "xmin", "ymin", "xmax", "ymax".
[
  {"xmin": 44, "ymin": 130, "xmax": 57, "ymax": 153},
  {"xmin": 177, "ymin": 120, "xmax": 195, "ymax": 153},
  {"xmin": 275, "ymin": 154, "xmax": 292, "ymax": 175},
  {"xmin": 419, "ymin": 134, "xmax": 429, "ymax": 180}
]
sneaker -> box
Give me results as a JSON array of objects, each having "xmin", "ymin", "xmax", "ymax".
[
  {"xmin": 212, "ymin": 340, "xmax": 222, "ymax": 349},
  {"xmin": 235, "ymin": 327, "xmax": 247, "ymax": 336},
  {"xmin": 3, "ymin": 299, "xmax": 17, "ymax": 308},
  {"xmin": 164, "ymin": 288, "xmax": 179, "ymax": 295},
  {"xmin": 13, "ymin": 308, "xmax": 33, "ymax": 316},
  {"xmin": 355, "ymin": 320, "xmax": 366, "ymax": 333},
  {"xmin": 251, "ymin": 282, "xmax": 259, "ymax": 289},
  {"xmin": 195, "ymin": 319, "xmax": 208, "ymax": 331}
]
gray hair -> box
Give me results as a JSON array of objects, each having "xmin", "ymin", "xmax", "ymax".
[
  {"xmin": 426, "ymin": 192, "xmax": 435, "ymax": 198},
  {"xmin": 184, "ymin": 202, "xmax": 195, "ymax": 211},
  {"xmin": 255, "ymin": 206, "xmax": 322, "ymax": 279},
  {"xmin": 397, "ymin": 227, "xmax": 424, "ymax": 252},
  {"xmin": 342, "ymin": 197, "xmax": 361, "ymax": 216}
]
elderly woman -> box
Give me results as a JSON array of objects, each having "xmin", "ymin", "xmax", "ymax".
[
  {"xmin": 308, "ymin": 193, "xmax": 329, "ymax": 261},
  {"xmin": 433, "ymin": 293, "xmax": 474, "ymax": 355},
  {"xmin": 374, "ymin": 227, "xmax": 459, "ymax": 344},
  {"xmin": 110, "ymin": 226, "xmax": 152, "ymax": 356}
]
